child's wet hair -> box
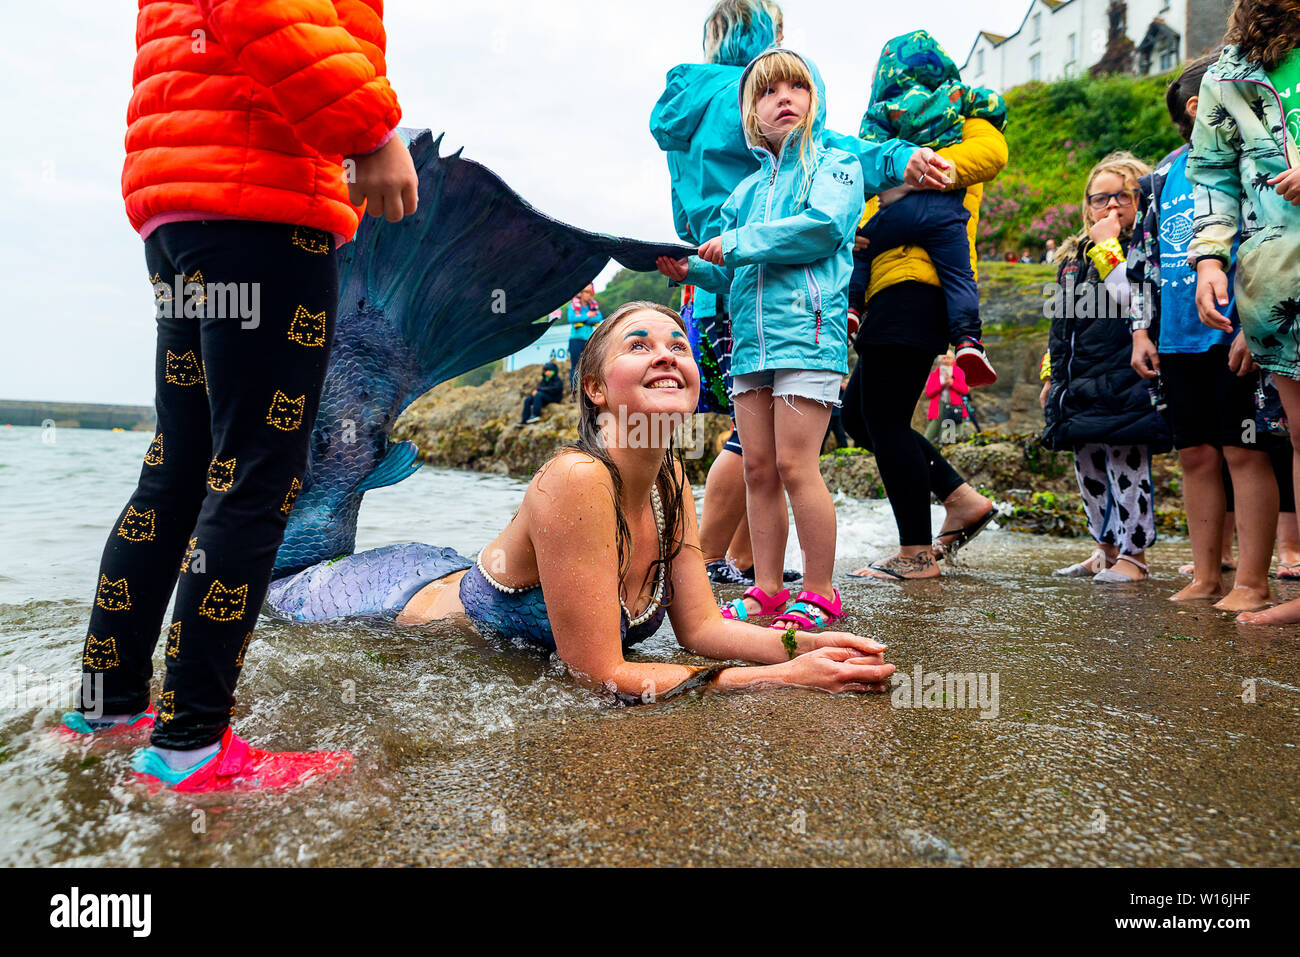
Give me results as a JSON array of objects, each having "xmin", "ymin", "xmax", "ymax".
[
  {"xmin": 703, "ymin": 0, "xmax": 779, "ymax": 67},
  {"xmin": 1166, "ymin": 52, "xmax": 1220, "ymax": 142},
  {"xmin": 741, "ymin": 49, "xmax": 820, "ymax": 200}
]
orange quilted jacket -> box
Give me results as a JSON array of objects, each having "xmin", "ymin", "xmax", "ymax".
[{"xmin": 123, "ymin": 0, "xmax": 402, "ymax": 242}]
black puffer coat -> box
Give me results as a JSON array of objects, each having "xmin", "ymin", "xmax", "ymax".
[{"xmin": 1042, "ymin": 240, "xmax": 1172, "ymax": 452}]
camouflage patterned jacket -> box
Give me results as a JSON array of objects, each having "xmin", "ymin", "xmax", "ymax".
[{"xmin": 1187, "ymin": 46, "xmax": 1300, "ymax": 341}]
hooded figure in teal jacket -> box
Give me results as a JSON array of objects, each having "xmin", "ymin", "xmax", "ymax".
[
  {"xmin": 649, "ymin": 4, "xmax": 778, "ymax": 323},
  {"xmin": 650, "ymin": 11, "xmax": 915, "ymax": 325},
  {"xmin": 682, "ymin": 49, "xmax": 912, "ymax": 378}
]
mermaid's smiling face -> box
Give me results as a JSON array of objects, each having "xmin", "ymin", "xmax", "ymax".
[{"xmin": 584, "ymin": 309, "xmax": 699, "ymax": 425}]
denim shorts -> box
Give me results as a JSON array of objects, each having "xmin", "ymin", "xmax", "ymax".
[{"xmin": 730, "ymin": 368, "xmax": 842, "ymax": 407}]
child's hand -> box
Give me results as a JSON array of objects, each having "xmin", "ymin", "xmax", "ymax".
[
  {"xmin": 698, "ymin": 238, "xmax": 726, "ymax": 266},
  {"xmin": 1196, "ymin": 258, "xmax": 1233, "ymax": 332},
  {"xmin": 1130, "ymin": 329, "xmax": 1160, "ymax": 379},
  {"xmin": 1089, "ymin": 209, "xmax": 1122, "ymax": 244},
  {"xmin": 656, "ymin": 256, "xmax": 689, "ymax": 281},
  {"xmin": 1268, "ymin": 168, "xmax": 1300, "ymax": 206},
  {"xmin": 1039, "ymin": 380, "xmax": 1050, "ymax": 409},
  {"xmin": 1227, "ymin": 331, "xmax": 1256, "ymax": 376},
  {"xmin": 903, "ymin": 147, "xmax": 953, "ymax": 190},
  {"xmin": 347, "ymin": 136, "xmax": 419, "ymax": 223}
]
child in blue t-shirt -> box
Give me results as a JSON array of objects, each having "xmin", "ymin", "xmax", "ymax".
[{"xmin": 1127, "ymin": 53, "xmax": 1287, "ymax": 612}]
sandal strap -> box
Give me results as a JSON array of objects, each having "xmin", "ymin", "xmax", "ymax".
[
  {"xmin": 1115, "ymin": 556, "xmax": 1148, "ymax": 574},
  {"xmin": 721, "ymin": 598, "xmax": 750, "ymax": 621},
  {"xmin": 793, "ymin": 589, "xmax": 842, "ymax": 618},
  {"xmin": 721, "ymin": 586, "xmax": 789, "ymax": 620},
  {"xmin": 771, "ymin": 608, "xmax": 820, "ymax": 630},
  {"xmin": 772, "ymin": 590, "xmax": 842, "ymax": 630}
]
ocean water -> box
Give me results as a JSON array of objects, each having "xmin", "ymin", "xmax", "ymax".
[
  {"xmin": 0, "ymin": 424, "xmax": 912, "ymax": 866},
  {"xmin": 3, "ymin": 425, "xmax": 1297, "ymax": 868}
]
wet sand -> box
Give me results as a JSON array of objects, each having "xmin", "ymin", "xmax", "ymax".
[{"xmin": 323, "ymin": 541, "xmax": 1300, "ymax": 867}]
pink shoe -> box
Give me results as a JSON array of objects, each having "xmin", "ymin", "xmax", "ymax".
[
  {"xmin": 131, "ymin": 727, "xmax": 353, "ymax": 793},
  {"xmin": 769, "ymin": 589, "xmax": 843, "ymax": 632},
  {"xmin": 720, "ymin": 585, "xmax": 790, "ymax": 621},
  {"xmin": 56, "ymin": 704, "xmax": 155, "ymax": 744}
]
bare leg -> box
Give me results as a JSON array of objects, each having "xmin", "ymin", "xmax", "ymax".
[
  {"xmin": 396, "ymin": 569, "xmax": 469, "ymax": 625},
  {"xmin": 934, "ymin": 483, "xmax": 995, "ymax": 552},
  {"xmin": 1215, "ymin": 445, "xmax": 1276, "ymax": 611},
  {"xmin": 726, "ymin": 511, "xmax": 757, "ymax": 571},
  {"xmin": 773, "ymin": 395, "xmax": 835, "ymax": 599},
  {"xmin": 1277, "ymin": 512, "xmax": 1300, "ymax": 575},
  {"xmin": 698, "ymin": 448, "xmax": 747, "ymax": 565},
  {"xmin": 733, "ymin": 389, "xmax": 786, "ymax": 615},
  {"xmin": 1240, "ymin": 373, "xmax": 1300, "ymax": 623},
  {"xmin": 1171, "ymin": 444, "xmax": 1227, "ymax": 600}
]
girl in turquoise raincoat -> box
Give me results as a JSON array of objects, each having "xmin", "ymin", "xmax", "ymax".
[{"xmin": 658, "ymin": 48, "xmax": 950, "ymax": 632}]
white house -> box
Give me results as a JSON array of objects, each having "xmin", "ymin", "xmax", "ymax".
[{"xmin": 962, "ymin": 0, "xmax": 1233, "ymax": 92}]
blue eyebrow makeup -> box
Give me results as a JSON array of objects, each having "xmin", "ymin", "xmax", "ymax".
[{"xmin": 624, "ymin": 329, "xmax": 649, "ymax": 339}]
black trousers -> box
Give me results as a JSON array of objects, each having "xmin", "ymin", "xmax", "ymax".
[
  {"xmin": 520, "ymin": 394, "xmax": 552, "ymax": 422},
  {"xmin": 80, "ymin": 220, "xmax": 337, "ymax": 748},
  {"xmin": 843, "ymin": 346, "xmax": 966, "ymax": 546}
]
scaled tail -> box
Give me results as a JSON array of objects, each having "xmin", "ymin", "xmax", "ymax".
[{"xmin": 273, "ymin": 129, "xmax": 693, "ymax": 578}]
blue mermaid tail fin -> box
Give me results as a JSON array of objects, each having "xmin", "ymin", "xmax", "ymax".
[
  {"xmin": 355, "ymin": 441, "xmax": 422, "ymax": 494},
  {"xmin": 273, "ymin": 130, "xmax": 693, "ymax": 578}
]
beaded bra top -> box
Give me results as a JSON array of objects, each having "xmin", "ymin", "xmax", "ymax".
[{"xmin": 458, "ymin": 486, "xmax": 669, "ymax": 651}]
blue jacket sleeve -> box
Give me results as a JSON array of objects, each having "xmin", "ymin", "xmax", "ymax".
[
  {"xmin": 823, "ymin": 130, "xmax": 917, "ymax": 197},
  {"xmin": 722, "ymin": 150, "xmax": 864, "ymax": 267},
  {"xmin": 685, "ymin": 185, "xmax": 739, "ymax": 290}
]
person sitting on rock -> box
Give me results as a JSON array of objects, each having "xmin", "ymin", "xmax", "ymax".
[{"xmin": 519, "ymin": 360, "xmax": 563, "ymax": 425}]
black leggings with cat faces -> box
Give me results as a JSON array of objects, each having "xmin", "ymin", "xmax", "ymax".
[{"xmin": 80, "ymin": 220, "xmax": 337, "ymax": 749}]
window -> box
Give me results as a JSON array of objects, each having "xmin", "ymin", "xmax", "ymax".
[
  {"xmin": 977, "ymin": 49, "xmax": 985, "ymax": 75},
  {"xmin": 1030, "ymin": 53, "xmax": 1042, "ymax": 81},
  {"xmin": 1160, "ymin": 46, "xmax": 1178, "ymax": 71},
  {"xmin": 1067, "ymin": 33, "xmax": 1076, "ymax": 61},
  {"xmin": 1032, "ymin": 13, "xmax": 1042, "ymax": 42}
]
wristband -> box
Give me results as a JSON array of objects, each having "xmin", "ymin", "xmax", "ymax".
[
  {"xmin": 609, "ymin": 665, "xmax": 729, "ymax": 706},
  {"xmin": 1087, "ymin": 238, "xmax": 1125, "ymax": 279}
]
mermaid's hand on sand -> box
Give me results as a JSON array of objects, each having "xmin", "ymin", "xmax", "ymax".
[
  {"xmin": 811, "ymin": 631, "xmax": 887, "ymax": 658},
  {"xmin": 782, "ymin": 647, "xmax": 895, "ymax": 694}
]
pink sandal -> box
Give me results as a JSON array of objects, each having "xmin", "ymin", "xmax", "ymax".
[
  {"xmin": 769, "ymin": 589, "xmax": 843, "ymax": 632},
  {"xmin": 721, "ymin": 585, "xmax": 790, "ymax": 621}
]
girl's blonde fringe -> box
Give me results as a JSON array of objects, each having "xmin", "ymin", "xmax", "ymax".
[{"xmin": 741, "ymin": 50, "xmax": 819, "ymax": 203}]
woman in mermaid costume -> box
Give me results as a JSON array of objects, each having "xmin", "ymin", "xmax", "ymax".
[{"xmin": 269, "ymin": 297, "xmax": 896, "ymax": 702}]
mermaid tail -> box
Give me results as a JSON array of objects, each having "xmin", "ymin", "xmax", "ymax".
[{"xmin": 274, "ymin": 129, "xmax": 693, "ymax": 578}]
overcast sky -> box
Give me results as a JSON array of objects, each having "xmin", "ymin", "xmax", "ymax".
[{"xmin": 0, "ymin": 0, "xmax": 1031, "ymax": 405}]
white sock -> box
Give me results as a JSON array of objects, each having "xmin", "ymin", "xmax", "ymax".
[{"xmin": 150, "ymin": 742, "xmax": 221, "ymax": 771}]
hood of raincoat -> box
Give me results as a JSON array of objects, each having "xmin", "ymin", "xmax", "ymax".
[
  {"xmin": 736, "ymin": 48, "xmax": 829, "ymax": 164},
  {"xmin": 650, "ymin": 63, "xmax": 745, "ymax": 153}
]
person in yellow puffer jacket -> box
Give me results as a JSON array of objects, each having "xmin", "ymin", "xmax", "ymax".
[{"xmin": 842, "ymin": 116, "xmax": 1008, "ymax": 580}]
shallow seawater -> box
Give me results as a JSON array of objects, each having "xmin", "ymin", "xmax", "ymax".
[{"xmin": 1, "ymin": 425, "xmax": 1297, "ymax": 866}]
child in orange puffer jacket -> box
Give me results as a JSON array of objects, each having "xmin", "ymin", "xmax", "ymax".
[{"xmin": 65, "ymin": 0, "xmax": 419, "ymax": 793}]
